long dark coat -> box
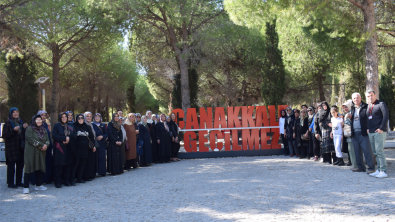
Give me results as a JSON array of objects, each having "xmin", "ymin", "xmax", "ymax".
[
  {"xmin": 3, "ymin": 119, "xmax": 25, "ymax": 164},
  {"xmin": 52, "ymin": 123, "xmax": 73, "ymax": 166},
  {"xmin": 92, "ymin": 123, "xmax": 107, "ymax": 176},
  {"xmin": 138, "ymin": 123, "xmax": 152, "ymax": 165},
  {"xmin": 148, "ymin": 122, "xmax": 158, "ymax": 163},
  {"xmin": 156, "ymin": 122, "xmax": 172, "ymax": 159},
  {"xmin": 106, "ymin": 122, "xmax": 124, "ymax": 174}
]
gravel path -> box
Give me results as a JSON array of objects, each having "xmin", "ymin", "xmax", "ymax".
[{"xmin": 1, "ymin": 149, "xmax": 395, "ymax": 222}]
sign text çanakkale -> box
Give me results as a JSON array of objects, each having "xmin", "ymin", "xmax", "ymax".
[{"xmin": 173, "ymin": 105, "xmax": 288, "ymax": 152}]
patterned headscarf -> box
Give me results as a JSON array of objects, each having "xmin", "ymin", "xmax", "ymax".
[
  {"xmin": 58, "ymin": 112, "xmax": 70, "ymax": 136},
  {"xmin": 111, "ymin": 113, "xmax": 121, "ymax": 131},
  {"xmin": 141, "ymin": 115, "xmax": 148, "ymax": 127},
  {"xmin": 66, "ymin": 111, "xmax": 74, "ymax": 123},
  {"xmin": 94, "ymin": 113, "xmax": 102, "ymax": 126},
  {"xmin": 31, "ymin": 115, "xmax": 46, "ymax": 141},
  {"xmin": 160, "ymin": 113, "xmax": 169, "ymax": 132},
  {"xmin": 84, "ymin": 111, "xmax": 96, "ymax": 138},
  {"xmin": 146, "ymin": 111, "xmax": 153, "ymax": 123}
]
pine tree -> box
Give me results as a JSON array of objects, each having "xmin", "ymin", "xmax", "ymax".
[
  {"xmin": 172, "ymin": 68, "xmax": 199, "ymax": 110},
  {"xmin": 5, "ymin": 54, "xmax": 39, "ymax": 122},
  {"xmin": 126, "ymin": 84, "xmax": 136, "ymax": 113},
  {"xmin": 261, "ymin": 20, "xmax": 286, "ymax": 106}
]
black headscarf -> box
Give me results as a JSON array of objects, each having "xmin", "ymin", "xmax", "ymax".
[
  {"xmin": 59, "ymin": 113, "xmax": 70, "ymax": 136},
  {"xmin": 319, "ymin": 101, "xmax": 330, "ymax": 123},
  {"xmin": 111, "ymin": 113, "xmax": 121, "ymax": 131},
  {"xmin": 74, "ymin": 114, "xmax": 86, "ymax": 127},
  {"xmin": 280, "ymin": 110, "xmax": 287, "ymax": 118},
  {"xmin": 31, "ymin": 115, "xmax": 46, "ymax": 141}
]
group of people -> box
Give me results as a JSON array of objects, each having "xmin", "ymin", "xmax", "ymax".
[
  {"xmin": 4, "ymin": 108, "xmax": 181, "ymax": 194},
  {"xmin": 279, "ymin": 90, "xmax": 389, "ymax": 178}
]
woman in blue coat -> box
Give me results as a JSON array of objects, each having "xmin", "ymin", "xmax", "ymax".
[
  {"xmin": 93, "ymin": 113, "xmax": 107, "ymax": 176},
  {"xmin": 138, "ymin": 115, "xmax": 152, "ymax": 166}
]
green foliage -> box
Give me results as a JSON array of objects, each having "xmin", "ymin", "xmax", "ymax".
[
  {"xmin": 134, "ymin": 75, "xmax": 160, "ymax": 115},
  {"xmin": 126, "ymin": 84, "xmax": 136, "ymax": 113},
  {"xmin": 5, "ymin": 54, "xmax": 39, "ymax": 122},
  {"xmin": 380, "ymin": 57, "xmax": 395, "ymax": 129},
  {"xmin": 261, "ymin": 20, "xmax": 286, "ymax": 106}
]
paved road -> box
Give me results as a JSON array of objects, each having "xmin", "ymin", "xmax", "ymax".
[{"xmin": 1, "ymin": 150, "xmax": 394, "ymax": 221}]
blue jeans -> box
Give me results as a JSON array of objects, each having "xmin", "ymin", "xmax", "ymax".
[
  {"xmin": 368, "ymin": 132, "xmax": 387, "ymax": 173},
  {"xmin": 288, "ymin": 140, "xmax": 296, "ymax": 155},
  {"xmin": 352, "ymin": 131, "xmax": 375, "ymax": 171}
]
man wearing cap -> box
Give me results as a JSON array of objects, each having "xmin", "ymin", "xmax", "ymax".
[
  {"xmin": 365, "ymin": 90, "xmax": 389, "ymax": 178},
  {"xmin": 348, "ymin": 93, "xmax": 375, "ymax": 173}
]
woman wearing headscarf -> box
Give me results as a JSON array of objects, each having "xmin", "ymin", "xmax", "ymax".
[
  {"xmin": 107, "ymin": 113, "xmax": 124, "ymax": 175},
  {"xmin": 82, "ymin": 111, "xmax": 97, "ymax": 181},
  {"xmin": 124, "ymin": 113, "xmax": 139, "ymax": 170},
  {"xmin": 279, "ymin": 110, "xmax": 289, "ymax": 156},
  {"xmin": 65, "ymin": 111, "xmax": 77, "ymax": 185},
  {"xmin": 119, "ymin": 116, "xmax": 127, "ymax": 167},
  {"xmin": 37, "ymin": 110, "xmax": 54, "ymax": 184},
  {"xmin": 169, "ymin": 112, "xmax": 181, "ymax": 161},
  {"xmin": 66, "ymin": 111, "xmax": 74, "ymax": 123},
  {"xmin": 138, "ymin": 115, "xmax": 153, "ymax": 166},
  {"xmin": 319, "ymin": 101, "xmax": 336, "ymax": 164},
  {"xmin": 135, "ymin": 113, "xmax": 141, "ymax": 125},
  {"xmin": 149, "ymin": 113, "xmax": 158, "ymax": 163},
  {"xmin": 284, "ymin": 107, "xmax": 296, "ymax": 157},
  {"xmin": 146, "ymin": 110, "xmax": 153, "ymax": 124},
  {"xmin": 92, "ymin": 113, "xmax": 107, "ymax": 176},
  {"xmin": 22, "ymin": 115, "xmax": 50, "ymax": 194},
  {"xmin": 52, "ymin": 113, "xmax": 73, "ymax": 188},
  {"xmin": 72, "ymin": 114, "xmax": 96, "ymax": 183},
  {"xmin": 3, "ymin": 107, "xmax": 27, "ymax": 188},
  {"xmin": 156, "ymin": 114, "xmax": 172, "ymax": 163},
  {"xmin": 307, "ymin": 107, "xmax": 317, "ymax": 160},
  {"xmin": 294, "ymin": 109, "xmax": 309, "ymax": 159}
]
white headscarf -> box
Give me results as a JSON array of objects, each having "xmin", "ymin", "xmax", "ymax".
[
  {"xmin": 146, "ymin": 110, "xmax": 153, "ymax": 124},
  {"xmin": 84, "ymin": 111, "xmax": 96, "ymax": 138}
]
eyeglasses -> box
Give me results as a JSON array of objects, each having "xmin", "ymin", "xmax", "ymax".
[
  {"xmin": 36, "ymin": 119, "xmax": 42, "ymax": 122},
  {"xmin": 77, "ymin": 117, "xmax": 84, "ymax": 120}
]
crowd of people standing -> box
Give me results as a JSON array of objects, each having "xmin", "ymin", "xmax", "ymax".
[
  {"xmin": 279, "ymin": 90, "xmax": 390, "ymax": 178},
  {"xmin": 3, "ymin": 108, "xmax": 181, "ymax": 194}
]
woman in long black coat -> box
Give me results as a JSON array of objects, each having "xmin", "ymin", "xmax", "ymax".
[
  {"xmin": 72, "ymin": 114, "xmax": 96, "ymax": 184},
  {"xmin": 82, "ymin": 111, "xmax": 97, "ymax": 181},
  {"xmin": 107, "ymin": 113, "xmax": 124, "ymax": 175},
  {"xmin": 148, "ymin": 114, "xmax": 158, "ymax": 163},
  {"xmin": 52, "ymin": 113, "xmax": 74, "ymax": 188},
  {"xmin": 3, "ymin": 107, "xmax": 27, "ymax": 188},
  {"xmin": 138, "ymin": 115, "xmax": 152, "ymax": 166},
  {"xmin": 92, "ymin": 113, "xmax": 107, "ymax": 176},
  {"xmin": 156, "ymin": 114, "xmax": 172, "ymax": 163},
  {"xmin": 294, "ymin": 109, "xmax": 309, "ymax": 159},
  {"xmin": 169, "ymin": 113, "xmax": 181, "ymax": 161}
]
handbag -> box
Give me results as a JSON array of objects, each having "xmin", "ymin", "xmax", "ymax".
[
  {"xmin": 343, "ymin": 115, "xmax": 352, "ymax": 137},
  {"xmin": 78, "ymin": 126, "xmax": 95, "ymax": 149},
  {"xmin": 301, "ymin": 134, "xmax": 309, "ymax": 140}
]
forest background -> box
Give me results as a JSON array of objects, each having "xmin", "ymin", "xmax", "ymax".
[{"xmin": 0, "ymin": 0, "xmax": 395, "ymax": 130}]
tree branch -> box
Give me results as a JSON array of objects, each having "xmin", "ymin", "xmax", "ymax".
[
  {"xmin": 60, "ymin": 50, "xmax": 83, "ymax": 70},
  {"xmin": 32, "ymin": 53, "xmax": 52, "ymax": 67},
  {"xmin": 347, "ymin": 0, "xmax": 363, "ymax": 10},
  {"xmin": 192, "ymin": 10, "xmax": 224, "ymax": 32}
]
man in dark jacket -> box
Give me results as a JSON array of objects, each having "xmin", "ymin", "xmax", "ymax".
[
  {"xmin": 365, "ymin": 90, "xmax": 389, "ymax": 178},
  {"xmin": 3, "ymin": 107, "xmax": 27, "ymax": 188},
  {"xmin": 349, "ymin": 93, "xmax": 375, "ymax": 173}
]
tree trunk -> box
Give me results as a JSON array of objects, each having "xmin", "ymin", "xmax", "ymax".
[
  {"xmin": 179, "ymin": 45, "xmax": 191, "ymax": 114},
  {"xmin": 50, "ymin": 45, "xmax": 61, "ymax": 131},
  {"xmin": 362, "ymin": 0, "xmax": 379, "ymax": 99},
  {"xmin": 105, "ymin": 93, "xmax": 109, "ymax": 122},
  {"xmin": 88, "ymin": 75, "xmax": 95, "ymax": 112},
  {"xmin": 317, "ymin": 74, "xmax": 326, "ymax": 101}
]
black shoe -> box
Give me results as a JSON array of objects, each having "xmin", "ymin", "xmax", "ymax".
[
  {"xmin": 299, "ymin": 156, "xmax": 305, "ymax": 159},
  {"xmin": 55, "ymin": 183, "xmax": 62, "ymax": 188},
  {"xmin": 70, "ymin": 181, "xmax": 77, "ymax": 186},
  {"xmin": 332, "ymin": 160, "xmax": 339, "ymax": 165},
  {"xmin": 63, "ymin": 182, "xmax": 70, "ymax": 187},
  {"xmin": 352, "ymin": 168, "xmax": 366, "ymax": 172},
  {"xmin": 8, "ymin": 184, "xmax": 18, "ymax": 189},
  {"xmin": 346, "ymin": 162, "xmax": 352, "ymax": 166},
  {"xmin": 83, "ymin": 178, "xmax": 93, "ymax": 181},
  {"xmin": 16, "ymin": 182, "xmax": 24, "ymax": 187},
  {"xmin": 76, "ymin": 180, "xmax": 86, "ymax": 183},
  {"xmin": 337, "ymin": 159, "xmax": 345, "ymax": 166}
]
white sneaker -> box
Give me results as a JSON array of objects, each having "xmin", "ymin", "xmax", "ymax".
[
  {"xmin": 214, "ymin": 148, "xmax": 219, "ymax": 152},
  {"xmin": 375, "ymin": 171, "xmax": 388, "ymax": 178},
  {"xmin": 369, "ymin": 170, "xmax": 380, "ymax": 177},
  {"xmin": 34, "ymin": 185, "xmax": 48, "ymax": 191},
  {"xmin": 23, "ymin": 188, "xmax": 29, "ymax": 194}
]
